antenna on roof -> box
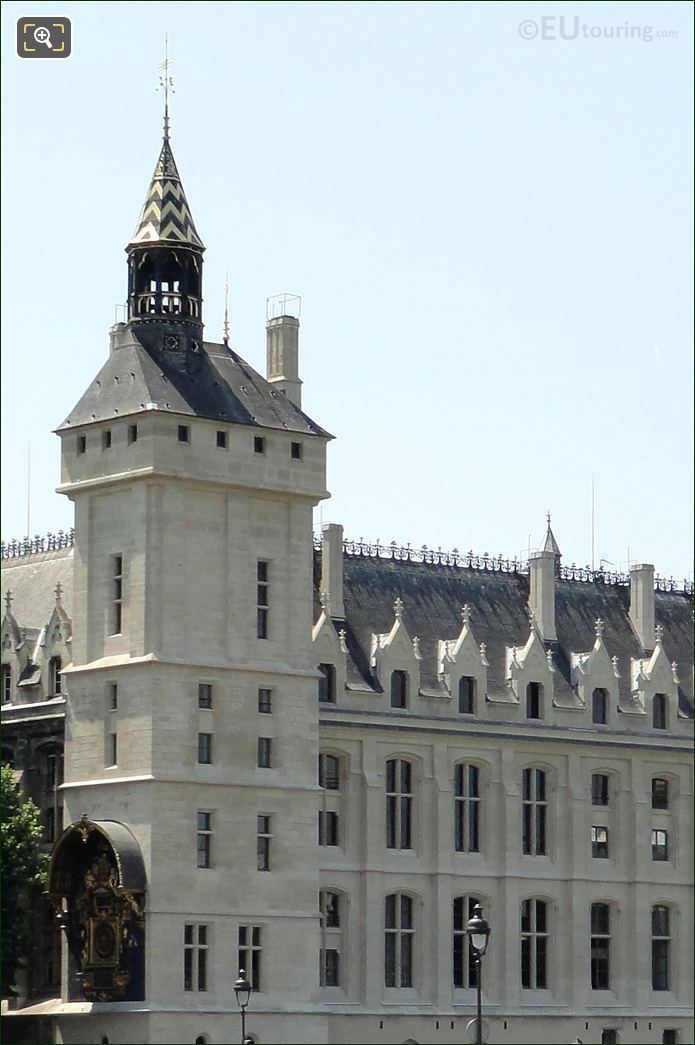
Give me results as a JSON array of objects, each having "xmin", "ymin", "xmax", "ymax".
[
  {"xmin": 222, "ymin": 271, "xmax": 230, "ymax": 346},
  {"xmin": 591, "ymin": 474, "xmax": 596, "ymax": 571},
  {"xmin": 26, "ymin": 444, "xmax": 31, "ymax": 539}
]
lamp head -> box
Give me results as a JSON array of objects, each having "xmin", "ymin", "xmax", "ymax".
[
  {"xmin": 466, "ymin": 904, "xmax": 491, "ymax": 956},
  {"xmin": 234, "ymin": 969, "xmax": 252, "ymax": 1008}
]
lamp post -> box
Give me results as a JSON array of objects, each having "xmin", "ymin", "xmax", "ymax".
[
  {"xmin": 466, "ymin": 904, "xmax": 491, "ymax": 1045},
  {"xmin": 234, "ymin": 968, "xmax": 252, "ymax": 1045}
]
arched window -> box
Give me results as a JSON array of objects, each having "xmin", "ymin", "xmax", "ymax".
[
  {"xmin": 385, "ymin": 894, "xmax": 414, "ymax": 987},
  {"xmin": 652, "ymin": 905, "xmax": 671, "ymax": 991},
  {"xmin": 653, "ymin": 693, "xmax": 667, "ymax": 730},
  {"xmin": 592, "ymin": 688, "xmax": 608, "ymax": 725},
  {"xmin": 453, "ymin": 895, "xmax": 481, "ymax": 988},
  {"xmin": 319, "ymin": 890, "xmax": 343, "ymax": 987},
  {"xmin": 390, "ymin": 670, "xmax": 408, "ymax": 710},
  {"xmin": 386, "ymin": 759, "xmax": 413, "ymax": 849},
  {"xmin": 521, "ymin": 898, "xmax": 548, "ymax": 989},
  {"xmin": 522, "ymin": 768, "xmax": 547, "ymax": 855},
  {"xmin": 526, "ymin": 682, "xmax": 543, "ymax": 720},
  {"xmin": 458, "ymin": 676, "xmax": 476, "ymax": 715},
  {"xmin": 454, "ymin": 763, "xmax": 480, "ymax": 853},
  {"xmin": 318, "ymin": 663, "xmax": 336, "ymax": 703},
  {"xmin": 591, "ymin": 903, "xmax": 611, "ymax": 990}
]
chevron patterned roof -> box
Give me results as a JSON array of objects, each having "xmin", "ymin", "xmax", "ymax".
[{"xmin": 128, "ymin": 139, "xmax": 204, "ymax": 250}]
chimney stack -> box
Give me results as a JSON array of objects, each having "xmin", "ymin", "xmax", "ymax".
[
  {"xmin": 266, "ymin": 314, "xmax": 302, "ymax": 408},
  {"xmin": 630, "ymin": 564, "xmax": 655, "ymax": 650},
  {"xmin": 321, "ymin": 524, "xmax": 345, "ymax": 619},
  {"xmin": 528, "ymin": 551, "xmax": 557, "ymax": 641}
]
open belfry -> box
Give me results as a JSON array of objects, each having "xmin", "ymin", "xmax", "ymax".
[{"xmin": 1, "ymin": 86, "xmax": 692, "ymax": 1045}]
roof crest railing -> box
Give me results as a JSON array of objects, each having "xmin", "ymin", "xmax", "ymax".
[{"xmin": 1, "ymin": 529, "xmax": 75, "ymax": 560}]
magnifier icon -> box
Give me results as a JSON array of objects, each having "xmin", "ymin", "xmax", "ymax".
[{"xmin": 34, "ymin": 25, "xmax": 53, "ymax": 48}]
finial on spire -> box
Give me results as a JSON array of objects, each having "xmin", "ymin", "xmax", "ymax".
[
  {"xmin": 546, "ymin": 510, "xmax": 551, "ymax": 528},
  {"xmin": 4, "ymin": 590, "xmax": 12, "ymax": 613},
  {"xmin": 223, "ymin": 271, "xmax": 230, "ymax": 346},
  {"xmin": 655, "ymin": 624, "xmax": 664, "ymax": 645},
  {"xmin": 54, "ymin": 581, "xmax": 63, "ymax": 604},
  {"xmin": 594, "ymin": 617, "xmax": 604, "ymax": 639},
  {"xmin": 394, "ymin": 597, "xmax": 403, "ymax": 621},
  {"xmin": 461, "ymin": 603, "xmax": 471, "ymax": 627},
  {"xmin": 157, "ymin": 35, "xmax": 175, "ymax": 141}
]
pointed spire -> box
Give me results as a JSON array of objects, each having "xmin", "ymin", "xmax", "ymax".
[{"xmin": 542, "ymin": 512, "xmax": 562, "ymax": 557}]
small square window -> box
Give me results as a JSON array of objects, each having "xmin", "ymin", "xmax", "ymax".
[
  {"xmin": 258, "ymin": 688, "xmax": 272, "ymax": 714},
  {"xmin": 216, "ymin": 430, "xmax": 227, "ymax": 449},
  {"xmin": 198, "ymin": 683, "xmax": 213, "ymax": 710},
  {"xmin": 77, "ymin": 434, "xmax": 87, "ymax": 454},
  {"xmin": 254, "ymin": 436, "xmax": 265, "ymax": 454},
  {"xmin": 102, "ymin": 430, "xmax": 112, "ymax": 450},
  {"xmin": 291, "ymin": 442, "xmax": 303, "ymax": 460},
  {"xmin": 178, "ymin": 425, "xmax": 190, "ymax": 443},
  {"xmin": 127, "ymin": 424, "xmax": 138, "ymax": 444}
]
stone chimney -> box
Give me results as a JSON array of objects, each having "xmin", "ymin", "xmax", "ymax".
[
  {"xmin": 266, "ymin": 315, "xmax": 302, "ymax": 408},
  {"xmin": 630, "ymin": 563, "xmax": 655, "ymax": 650},
  {"xmin": 528, "ymin": 551, "xmax": 557, "ymax": 641},
  {"xmin": 321, "ymin": 523, "xmax": 345, "ymax": 619}
]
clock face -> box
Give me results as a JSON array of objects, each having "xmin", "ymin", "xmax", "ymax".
[{"xmin": 93, "ymin": 921, "xmax": 117, "ymax": 960}]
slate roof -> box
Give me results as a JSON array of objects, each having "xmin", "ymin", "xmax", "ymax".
[
  {"xmin": 128, "ymin": 138, "xmax": 204, "ymax": 250},
  {"xmin": 314, "ymin": 550, "xmax": 694, "ymax": 715},
  {"xmin": 57, "ymin": 328, "xmax": 331, "ymax": 438},
  {"xmin": 2, "ymin": 549, "xmax": 74, "ymax": 630}
]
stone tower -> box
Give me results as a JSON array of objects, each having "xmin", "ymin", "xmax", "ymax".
[{"xmin": 48, "ymin": 111, "xmax": 332, "ymax": 1043}]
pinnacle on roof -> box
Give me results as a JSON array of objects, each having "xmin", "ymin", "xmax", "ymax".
[
  {"xmin": 542, "ymin": 512, "xmax": 561, "ymax": 557},
  {"xmin": 127, "ymin": 137, "xmax": 204, "ymax": 251}
]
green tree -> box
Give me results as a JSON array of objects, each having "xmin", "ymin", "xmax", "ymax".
[{"xmin": 1, "ymin": 764, "xmax": 49, "ymax": 996}]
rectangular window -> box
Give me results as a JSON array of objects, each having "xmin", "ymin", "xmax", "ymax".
[
  {"xmin": 458, "ymin": 675, "xmax": 476, "ymax": 715},
  {"xmin": 107, "ymin": 731, "xmax": 117, "ymax": 767},
  {"xmin": 521, "ymin": 898, "xmax": 548, "ymax": 989},
  {"xmin": 592, "ymin": 826, "xmax": 609, "ymax": 858},
  {"xmin": 197, "ymin": 812, "xmax": 212, "ymax": 868},
  {"xmin": 318, "ymin": 663, "xmax": 336, "ymax": 703},
  {"xmin": 662, "ymin": 1031, "xmax": 679, "ymax": 1044},
  {"xmin": 2, "ymin": 664, "xmax": 11, "ymax": 703},
  {"xmin": 197, "ymin": 732, "xmax": 213, "ymax": 765},
  {"xmin": 653, "ymin": 693, "xmax": 667, "ymax": 729},
  {"xmin": 454, "ymin": 763, "xmax": 480, "ymax": 853},
  {"xmin": 102, "ymin": 429, "xmax": 112, "ymax": 450},
  {"xmin": 257, "ymin": 737, "xmax": 272, "ymax": 769},
  {"xmin": 592, "ymin": 688, "xmax": 608, "ymax": 724},
  {"xmin": 319, "ymin": 754, "xmax": 341, "ymax": 790},
  {"xmin": 178, "ymin": 424, "xmax": 190, "ymax": 443},
  {"xmin": 318, "ymin": 810, "xmax": 340, "ymax": 846},
  {"xmin": 652, "ymin": 778, "xmax": 669, "ymax": 810},
  {"xmin": 198, "ymin": 683, "xmax": 213, "ymax": 710},
  {"xmin": 591, "ymin": 903, "xmax": 610, "ymax": 990},
  {"xmin": 390, "ymin": 670, "xmax": 408, "ymax": 709},
  {"xmin": 386, "ymin": 758, "xmax": 412, "ymax": 850},
  {"xmin": 258, "ymin": 688, "xmax": 272, "ymax": 714},
  {"xmin": 385, "ymin": 893, "xmax": 413, "ymax": 988},
  {"xmin": 77, "ymin": 434, "xmax": 87, "ymax": 454},
  {"xmin": 257, "ymin": 815, "xmax": 271, "ymax": 871},
  {"xmin": 320, "ymin": 892, "xmax": 341, "ymax": 987},
  {"xmin": 111, "ymin": 554, "xmax": 123, "ymax": 634},
  {"xmin": 45, "ymin": 806, "xmax": 56, "ymax": 844},
  {"xmin": 254, "ymin": 435, "xmax": 265, "ymax": 454},
  {"xmin": 49, "ymin": 656, "xmax": 62, "ymax": 695},
  {"xmin": 257, "ymin": 560, "xmax": 269, "ymax": 639},
  {"xmin": 652, "ymin": 829, "xmax": 669, "ymax": 861},
  {"xmin": 216, "ymin": 430, "xmax": 227, "ymax": 448},
  {"xmin": 453, "ymin": 895, "xmax": 480, "ymax": 988},
  {"xmin": 109, "ymin": 682, "xmax": 118, "ymax": 711},
  {"xmin": 127, "ymin": 424, "xmax": 138, "ymax": 444},
  {"xmin": 592, "ymin": 774, "xmax": 609, "ymax": 806},
  {"xmin": 526, "ymin": 682, "xmax": 542, "ymax": 719},
  {"xmin": 238, "ymin": 925, "xmax": 262, "ymax": 991},
  {"xmin": 522, "ymin": 768, "xmax": 547, "ymax": 855},
  {"xmin": 290, "ymin": 441, "xmax": 303, "ymax": 460},
  {"xmin": 183, "ymin": 924, "xmax": 208, "ymax": 991},
  {"xmin": 601, "ymin": 1032, "xmax": 618, "ymax": 1045},
  {"xmin": 46, "ymin": 753, "xmax": 58, "ymax": 792}
]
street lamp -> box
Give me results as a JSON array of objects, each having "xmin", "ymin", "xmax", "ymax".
[
  {"xmin": 234, "ymin": 968, "xmax": 252, "ymax": 1045},
  {"xmin": 466, "ymin": 904, "xmax": 491, "ymax": 1045}
]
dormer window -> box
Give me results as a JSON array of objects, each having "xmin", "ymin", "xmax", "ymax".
[
  {"xmin": 458, "ymin": 676, "xmax": 476, "ymax": 715},
  {"xmin": 390, "ymin": 670, "xmax": 408, "ymax": 709},
  {"xmin": 318, "ymin": 663, "xmax": 336, "ymax": 703},
  {"xmin": 526, "ymin": 682, "xmax": 543, "ymax": 720},
  {"xmin": 2, "ymin": 664, "xmax": 11, "ymax": 704},
  {"xmin": 592, "ymin": 688, "xmax": 608, "ymax": 725},
  {"xmin": 49, "ymin": 656, "xmax": 62, "ymax": 696},
  {"xmin": 653, "ymin": 693, "xmax": 667, "ymax": 730}
]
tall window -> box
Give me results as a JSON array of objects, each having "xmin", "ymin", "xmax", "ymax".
[
  {"xmin": 521, "ymin": 898, "xmax": 548, "ymax": 989},
  {"xmin": 390, "ymin": 670, "xmax": 408, "ymax": 709},
  {"xmin": 111, "ymin": 554, "xmax": 123, "ymax": 634},
  {"xmin": 458, "ymin": 676, "xmax": 476, "ymax": 715},
  {"xmin": 238, "ymin": 925, "xmax": 262, "ymax": 991},
  {"xmin": 319, "ymin": 754, "xmax": 341, "ymax": 847},
  {"xmin": 651, "ymin": 905, "xmax": 671, "ymax": 991},
  {"xmin": 320, "ymin": 891, "xmax": 342, "ymax": 987},
  {"xmin": 385, "ymin": 894, "xmax": 414, "ymax": 988},
  {"xmin": 319, "ymin": 810, "xmax": 339, "ymax": 846},
  {"xmin": 257, "ymin": 737, "xmax": 272, "ymax": 768},
  {"xmin": 197, "ymin": 812, "xmax": 212, "ymax": 868},
  {"xmin": 183, "ymin": 924, "xmax": 208, "ymax": 991},
  {"xmin": 49, "ymin": 656, "xmax": 62, "ymax": 696},
  {"xmin": 318, "ymin": 663, "xmax": 336, "ymax": 703},
  {"xmin": 652, "ymin": 829, "xmax": 669, "ymax": 861},
  {"xmin": 109, "ymin": 682, "xmax": 118, "ymax": 711},
  {"xmin": 522, "ymin": 768, "xmax": 547, "ymax": 855},
  {"xmin": 386, "ymin": 759, "xmax": 413, "ymax": 850},
  {"xmin": 653, "ymin": 693, "xmax": 667, "ymax": 730},
  {"xmin": 319, "ymin": 754, "xmax": 341, "ymax": 790},
  {"xmin": 454, "ymin": 763, "xmax": 480, "ymax": 853},
  {"xmin": 2, "ymin": 664, "xmax": 11, "ymax": 703},
  {"xmin": 198, "ymin": 683, "xmax": 213, "ymax": 709},
  {"xmin": 453, "ymin": 895, "xmax": 480, "ymax": 988},
  {"xmin": 256, "ymin": 561, "xmax": 269, "ymax": 639},
  {"xmin": 591, "ymin": 826, "xmax": 609, "ymax": 858},
  {"xmin": 592, "ymin": 773, "xmax": 609, "ymax": 806},
  {"xmin": 257, "ymin": 815, "xmax": 271, "ymax": 870},
  {"xmin": 107, "ymin": 730, "xmax": 117, "ymax": 767},
  {"xmin": 652, "ymin": 778, "xmax": 669, "ymax": 810},
  {"xmin": 258, "ymin": 688, "xmax": 272, "ymax": 714},
  {"xmin": 592, "ymin": 688, "xmax": 608, "ymax": 725},
  {"xmin": 197, "ymin": 733, "xmax": 212, "ymax": 764},
  {"xmin": 591, "ymin": 903, "xmax": 611, "ymax": 990},
  {"xmin": 526, "ymin": 681, "xmax": 542, "ymax": 719}
]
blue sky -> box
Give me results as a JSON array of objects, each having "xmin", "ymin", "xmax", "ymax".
[{"xmin": 2, "ymin": 1, "xmax": 692, "ymax": 578}]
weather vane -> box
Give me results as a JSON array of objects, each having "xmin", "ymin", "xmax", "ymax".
[{"xmin": 156, "ymin": 35, "xmax": 175, "ymax": 140}]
